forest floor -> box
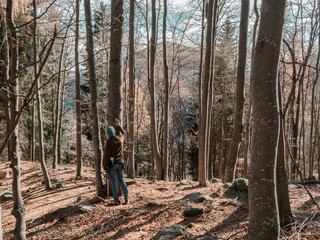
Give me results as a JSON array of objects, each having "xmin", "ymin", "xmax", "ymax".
[{"xmin": 1, "ymin": 161, "xmax": 320, "ymax": 240}]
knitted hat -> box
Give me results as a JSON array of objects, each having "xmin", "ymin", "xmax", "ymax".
[{"xmin": 107, "ymin": 126, "xmax": 115, "ymax": 137}]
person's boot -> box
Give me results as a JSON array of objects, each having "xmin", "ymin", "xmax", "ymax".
[{"xmin": 123, "ymin": 199, "xmax": 129, "ymax": 205}]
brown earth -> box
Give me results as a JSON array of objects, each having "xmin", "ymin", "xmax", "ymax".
[{"xmin": 1, "ymin": 161, "xmax": 320, "ymax": 239}]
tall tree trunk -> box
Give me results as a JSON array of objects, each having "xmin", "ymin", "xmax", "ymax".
[
  {"xmin": 33, "ymin": 0, "xmax": 52, "ymax": 191},
  {"xmin": 75, "ymin": 0, "xmax": 83, "ymax": 177},
  {"xmin": 248, "ymin": 0, "xmax": 287, "ymax": 238},
  {"xmin": 225, "ymin": 0, "xmax": 250, "ymax": 182},
  {"xmin": 57, "ymin": 74, "xmax": 66, "ymax": 164},
  {"xmin": 6, "ymin": 1, "xmax": 26, "ymax": 238},
  {"xmin": 150, "ymin": 0, "xmax": 162, "ymax": 180},
  {"xmin": 199, "ymin": 0, "xmax": 215, "ymax": 186},
  {"xmin": 206, "ymin": 0, "xmax": 218, "ymax": 182},
  {"xmin": 108, "ymin": 0, "xmax": 125, "ymax": 124},
  {"xmin": 309, "ymin": 32, "xmax": 320, "ymax": 178},
  {"xmin": 127, "ymin": 0, "xmax": 135, "ymax": 179},
  {"xmin": 162, "ymin": 0, "xmax": 169, "ymax": 181},
  {"xmin": 198, "ymin": 0, "xmax": 205, "ymax": 131},
  {"xmin": 30, "ymin": 98, "xmax": 35, "ymax": 162},
  {"xmin": 277, "ymin": 77, "xmax": 293, "ymax": 227},
  {"xmin": 53, "ymin": 36, "xmax": 67, "ymax": 169},
  {"xmin": 84, "ymin": 0, "xmax": 104, "ymax": 196},
  {"xmin": 243, "ymin": 0, "xmax": 259, "ymax": 179},
  {"xmin": 219, "ymin": 79, "xmax": 226, "ymax": 179}
]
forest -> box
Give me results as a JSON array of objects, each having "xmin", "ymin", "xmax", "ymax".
[{"xmin": 1, "ymin": 0, "xmax": 320, "ymax": 239}]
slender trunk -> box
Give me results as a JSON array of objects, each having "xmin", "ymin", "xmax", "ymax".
[
  {"xmin": 84, "ymin": 0, "xmax": 104, "ymax": 196},
  {"xmin": 243, "ymin": 0, "xmax": 259, "ymax": 179},
  {"xmin": 75, "ymin": 0, "xmax": 83, "ymax": 177},
  {"xmin": 198, "ymin": 0, "xmax": 205, "ymax": 126},
  {"xmin": 248, "ymin": 0, "xmax": 287, "ymax": 238},
  {"xmin": 219, "ymin": 79, "xmax": 226, "ymax": 179},
  {"xmin": 162, "ymin": 0, "xmax": 169, "ymax": 181},
  {"xmin": 33, "ymin": 0, "xmax": 52, "ymax": 190},
  {"xmin": 6, "ymin": 1, "xmax": 26, "ymax": 238},
  {"xmin": 57, "ymin": 74, "xmax": 67, "ymax": 164},
  {"xmin": 30, "ymin": 98, "xmax": 35, "ymax": 162},
  {"xmin": 206, "ymin": 0, "xmax": 218, "ymax": 182},
  {"xmin": 199, "ymin": 0, "xmax": 215, "ymax": 186},
  {"xmin": 127, "ymin": 0, "xmax": 135, "ymax": 179},
  {"xmin": 150, "ymin": 0, "xmax": 162, "ymax": 180},
  {"xmin": 309, "ymin": 32, "xmax": 320, "ymax": 178},
  {"xmin": 225, "ymin": 0, "xmax": 250, "ymax": 182},
  {"xmin": 277, "ymin": 76, "xmax": 293, "ymax": 227}
]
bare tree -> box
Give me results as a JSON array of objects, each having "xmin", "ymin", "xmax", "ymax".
[
  {"xmin": 5, "ymin": 0, "xmax": 26, "ymax": 238},
  {"xmin": 224, "ymin": 0, "xmax": 250, "ymax": 182},
  {"xmin": 33, "ymin": 0, "xmax": 52, "ymax": 190},
  {"xmin": 108, "ymin": 0, "xmax": 125, "ymax": 125},
  {"xmin": 150, "ymin": 0, "xmax": 162, "ymax": 180},
  {"xmin": 249, "ymin": 0, "xmax": 287, "ymax": 238},
  {"xmin": 198, "ymin": 0, "xmax": 215, "ymax": 186},
  {"xmin": 162, "ymin": 0, "xmax": 169, "ymax": 181},
  {"xmin": 127, "ymin": 0, "xmax": 135, "ymax": 178},
  {"xmin": 84, "ymin": 0, "xmax": 104, "ymax": 196},
  {"xmin": 75, "ymin": 0, "xmax": 83, "ymax": 177}
]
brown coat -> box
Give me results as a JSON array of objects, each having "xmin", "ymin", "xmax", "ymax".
[{"xmin": 103, "ymin": 126, "xmax": 127, "ymax": 171}]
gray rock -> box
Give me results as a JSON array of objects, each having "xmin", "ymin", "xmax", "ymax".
[
  {"xmin": 150, "ymin": 225, "xmax": 192, "ymax": 240},
  {"xmin": 211, "ymin": 178, "xmax": 220, "ymax": 183},
  {"xmin": 182, "ymin": 192, "xmax": 203, "ymax": 202},
  {"xmin": 1, "ymin": 189, "xmax": 13, "ymax": 201},
  {"xmin": 77, "ymin": 202, "xmax": 94, "ymax": 213},
  {"xmin": 182, "ymin": 192, "xmax": 213, "ymax": 203},
  {"xmin": 224, "ymin": 178, "xmax": 248, "ymax": 200},
  {"xmin": 183, "ymin": 207, "xmax": 204, "ymax": 217},
  {"xmin": 288, "ymin": 184, "xmax": 296, "ymax": 190}
]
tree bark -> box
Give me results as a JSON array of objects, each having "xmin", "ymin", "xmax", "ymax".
[
  {"xmin": 150, "ymin": 0, "xmax": 162, "ymax": 180},
  {"xmin": 225, "ymin": 0, "xmax": 250, "ymax": 182},
  {"xmin": 198, "ymin": 0, "xmax": 215, "ymax": 186},
  {"xmin": 248, "ymin": 0, "xmax": 287, "ymax": 239},
  {"xmin": 75, "ymin": 0, "xmax": 83, "ymax": 177},
  {"xmin": 243, "ymin": 0, "xmax": 259, "ymax": 179},
  {"xmin": 6, "ymin": 1, "xmax": 26, "ymax": 238},
  {"xmin": 84, "ymin": 0, "xmax": 104, "ymax": 196},
  {"xmin": 162, "ymin": 0, "xmax": 169, "ymax": 181},
  {"xmin": 33, "ymin": 0, "xmax": 52, "ymax": 191},
  {"xmin": 108, "ymin": 0, "xmax": 125, "ymax": 124},
  {"xmin": 277, "ymin": 77, "xmax": 293, "ymax": 227},
  {"xmin": 127, "ymin": 0, "xmax": 135, "ymax": 179}
]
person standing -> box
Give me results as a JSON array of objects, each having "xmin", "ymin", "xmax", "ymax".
[{"xmin": 103, "ymin": 118, "xmax": 129, "ymax": 205}]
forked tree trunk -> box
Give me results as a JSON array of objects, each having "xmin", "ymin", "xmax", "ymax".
[
  {"xmin": 127, "ymin": 0, "xmax": 135, "ymax": 179},
  {"xmin": 199, "ymin": 0, "xmax": 214, "ymax": 186},
  {"xmin": 6, "ymin": 1, "xmax": 26, "ymax": 238},
  {"xmin": 84, "ymin": 0, "xmax": 104, "ymax": 196},
  {"xmin": 249, "ymin": 0, "xmax": 287, "ymax": 239},
  {"xmin": 33, "ymin": 0, "xmax": 52, "ymax": 191},
  {"xmin": 225, "ymin": 0, "xmax": 250, "ymax": 182},
  {"xmin": 150, "ymin": 0, "xmax": 162, "ymax": 180}
]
